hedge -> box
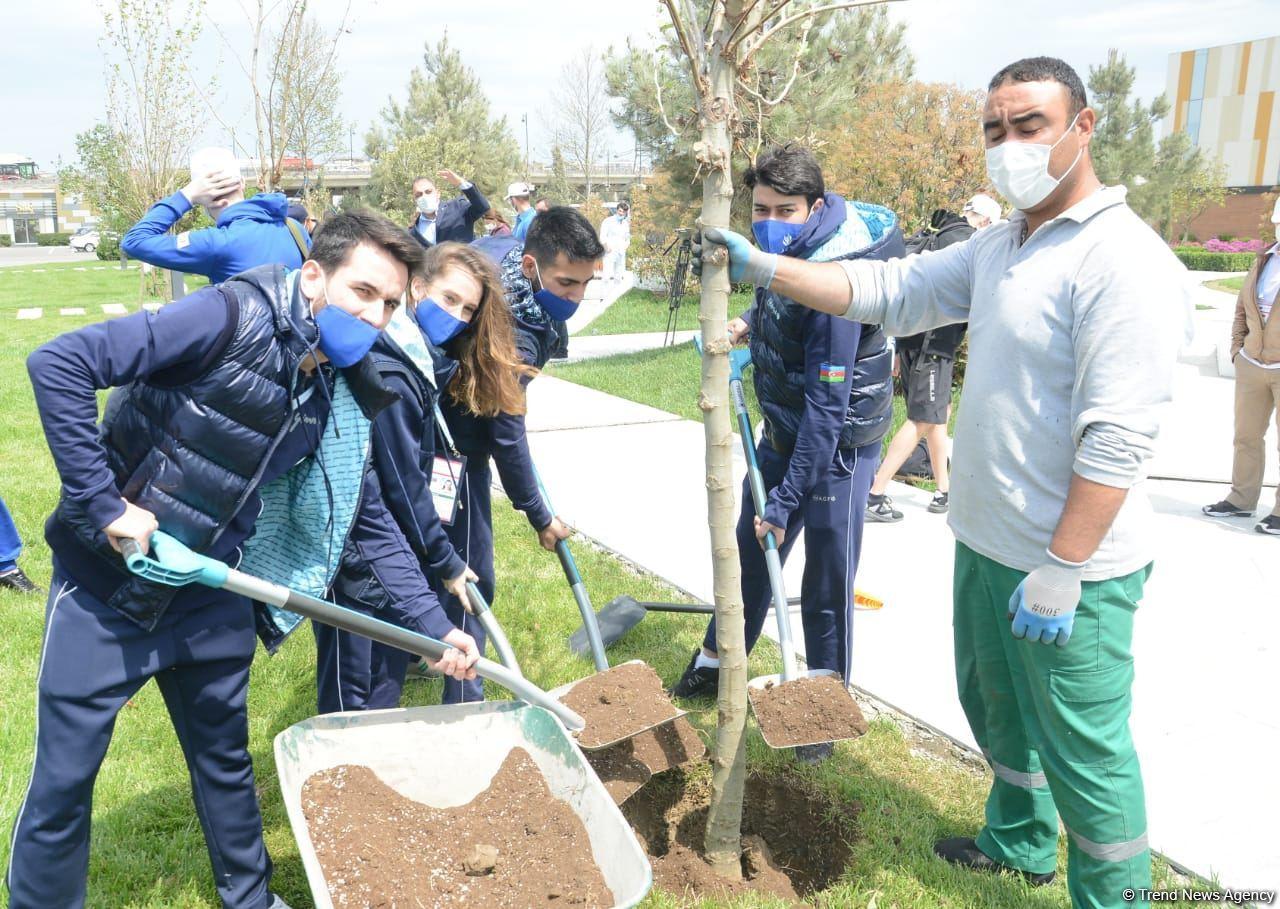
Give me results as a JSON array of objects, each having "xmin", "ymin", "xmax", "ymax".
[
  {"xmin": 36, "ymin": 232, "xmax": 74, "ymax": 247},
  {"xmin": 0, "ymin": 235, "xmax": 10, "ymax": 247},
  {"xmin": 1172, "ymin": 247, "xmax": 1255, "ymax": 272},
  {"xmin": 95, "ymin": 236, "xmax": 122, "ymax": 261}
]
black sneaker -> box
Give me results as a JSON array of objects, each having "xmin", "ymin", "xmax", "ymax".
[
  {"xmin": 669, "ymin": 650, "xmax": 718, "ymax": 699},
  {"xmin": 1257, "ymin": 516, "xmax": 1280, "ymax": 536},
  {"xmin": 793, "ymin": 742, "xmax": 834, "ymax": 764},
  {"xmin": 933, "ymin": 837, "xmax": 1055, "ymax": 886},
  {"xmin": 865, "ymin": 494, "xmax": 903, "ymax": 523},
  {"xmin": 1203, "ymin": 499, "xmax": 1253, "ymax": 518},
  {"xmin": 0, "ymin": 568, "xmax": 42, "ymax": 596},
  {"xmin": 928, "ymin": 492, "xmax": 949, "ymax": 514}
]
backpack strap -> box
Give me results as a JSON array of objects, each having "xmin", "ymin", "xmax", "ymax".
[{"xmin": 285, "ymin": 217, "xmax": 311, "ymax": 261}]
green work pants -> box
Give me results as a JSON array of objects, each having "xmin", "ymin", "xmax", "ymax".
[{"xmin": 953, "ymin": 542, "xmax": 1152, "ymax": 909}]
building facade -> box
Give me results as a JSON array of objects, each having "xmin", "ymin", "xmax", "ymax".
[
  {"xmin": 0, "ymin": 154, "xmax": 98, "ymax": 245},
  {"xmin": 1164, "ymin": 36, "xmax": 1280, "ymax": 240}
]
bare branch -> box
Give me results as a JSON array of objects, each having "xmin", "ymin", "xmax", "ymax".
[
  {"xmin": 738, "ymin": 12, "xmax": 814, "ymax": 107},
  {"xmin": 661, "ymin": 0, "xmax": 708, "ymax": 94},
  {"xmin": 653, "ymin": 60, "xmax": 682, "ymax": 138},
  {"xmin": 740, "ymin": 0, "xmax": 905, "ymax": 63},
  {"xmin": 722, "ymin": 0, "xmax": 770, "ymax": 50}
]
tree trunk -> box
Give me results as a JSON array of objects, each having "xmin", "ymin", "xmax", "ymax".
[{"xmin": 698, "ymin": 6, "xmax": 748, "ymax": 882}]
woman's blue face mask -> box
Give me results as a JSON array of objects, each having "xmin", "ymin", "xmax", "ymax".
[
  {"xmin": 533, "ymin": 260, "xmax": 580, "ymax": 321},
  {"xmin": 313, "ymin": 279, "xmax": 381, "ymax": 367},
  {"xmin": 414, "ymin": 296, "xmax": 469, "ymax": 346}
]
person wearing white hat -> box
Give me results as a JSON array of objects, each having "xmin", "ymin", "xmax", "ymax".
[
  {"xmin": 120, "ymin": 146, "xmax": 308, "ymax": 283},
  {"xmin": 962, "ymin": 192, "xmax": 1003, "ymax": 230},
  {"xmin": 507, "ymin": 181, "xmax": 536, "ymax": 241}
]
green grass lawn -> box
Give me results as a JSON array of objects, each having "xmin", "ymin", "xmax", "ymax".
[
  {"xmin": 582, "ymin": 288, "xmax": 754, "ymax": 336},
  {"xmin": 1203, "ymin": 276, "xmax": 1244, "ymax": 295},
  {"xmin": 0, "ymin": 270, "xmax": 1205, "ymax": 907}
]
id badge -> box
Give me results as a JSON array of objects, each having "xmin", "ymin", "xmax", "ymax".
[{"xmin": 430, "ymin": 454, "xmax": 467, "ymax": 525}]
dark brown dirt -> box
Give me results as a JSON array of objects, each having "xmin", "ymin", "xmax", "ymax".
[
  {"xmin": 629, "ymin": 715, "xmax": 707, "ymax": 774},
  {"xmin": 749, "ymin": 674, "xmax": 870, "ymax": 748},
  {"xmin": 559, "ymin": 662, "xmax": 682, "ymax": 749},
  {"xmin": 584, "ymin": 741, "xmax": 652, "ymax": 805},
  {"xmin": 621, "ymin": 767, "xmax": 859, "ymax": 904},
  {"xmin": 585, "ymin": 716, "xmax": 708, "ymax": 805},
  {"xmin": 301, "ymin": 748, "xmax": 614, "ymax": 908}
]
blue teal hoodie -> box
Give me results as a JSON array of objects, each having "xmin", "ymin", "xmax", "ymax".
[{"xmin": 121, "ymin": 191, "xmax": 308, "ymax": 283}]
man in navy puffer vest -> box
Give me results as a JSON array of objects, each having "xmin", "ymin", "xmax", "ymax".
[
  {"xmin": 10, "ymin": 212, "xmax": 425, "ymax": 909},
  {"xmin": 672, "ymin": 146, "xmax": 903, "ymax": 764}
]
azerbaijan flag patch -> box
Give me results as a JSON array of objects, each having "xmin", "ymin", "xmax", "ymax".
[{"xmin": 819, "ymin": 363, "xmax": 847, "ymax": 383}]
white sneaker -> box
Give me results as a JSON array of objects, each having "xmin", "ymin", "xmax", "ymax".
[{"xmin": 267, "ymin": 895, "xmax": 293, "ymax": 909}]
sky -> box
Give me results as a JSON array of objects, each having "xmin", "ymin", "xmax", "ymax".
[{"xmin": 2, "ymin": 0, "xmax": 1277, "ymax": 173}]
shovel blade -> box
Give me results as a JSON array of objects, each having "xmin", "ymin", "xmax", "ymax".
[
  {"xmin": 746, "ymin": 669, "xmax": 869, "ymax": 750},
  {"xmin": 550, "ymin": 660, "xmax": 688, "ymax": 752},
  {"xmin": 569, "ymin": 596, "xmax": 647, "ymax": 654}
]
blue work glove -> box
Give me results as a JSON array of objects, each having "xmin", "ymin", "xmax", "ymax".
[
  {"xmin": 1007, "ymin": 550, "xmax": 1087, "ymax": 646},
  {"xmin": 693, "ymin": 227, "xmax": 778, "ymax": 288}
]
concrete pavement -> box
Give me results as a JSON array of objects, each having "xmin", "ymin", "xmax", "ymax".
[
  {"xmin": 519, "ymin": 274, "xmax": 1279, "ymax": 890},
  {"xmin": 0, "ymin": 247, "xmax": 92, "ymax": 268}
]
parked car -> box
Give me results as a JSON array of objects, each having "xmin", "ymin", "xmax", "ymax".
[{"xmin": 69, "ymin": 227, "xmax": 99, "ymax": 253}]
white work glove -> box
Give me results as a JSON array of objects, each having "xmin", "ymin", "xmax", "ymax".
[{"xmin": 1007, "ymin": 549, "xmax": 1087, "ymax": 647}]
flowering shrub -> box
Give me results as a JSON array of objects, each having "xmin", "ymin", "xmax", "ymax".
[{"xmin": 1203, "ymin": 238, "xmax": 1266, "ymax": 253}]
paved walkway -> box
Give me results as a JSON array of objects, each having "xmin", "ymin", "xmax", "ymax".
[
  {"xmin": 0, "ymin": 247, "xmax": 91, "ymax": 268},
  {"xmin": 519, "ymin": 270, "xmax": 1278, "ymax": 890}
]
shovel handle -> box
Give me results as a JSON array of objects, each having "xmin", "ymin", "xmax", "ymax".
[
  {"xmin": 537, "ymin": 468, "xmax": 609, "ymax": 673},
  {"xmin": 466, "ymin": 581, "xmax": 523, "ymax": 676}
]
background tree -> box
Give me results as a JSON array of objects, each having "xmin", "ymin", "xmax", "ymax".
[
  {"xmin": 61, "ymin": 0, "xmax": 206, "ymax": 297},
  {"xmin": 658, "ymin": 0, "xmax": 899, "ymax": 881},
  {"xmin": 274, "ymin": 14, "xmax": 348, "ymax": 207},
  {"xmin": 820, "ymin": 81, "xmax": 989, "ymax": 233},
  {"xmin": 607, "ymin": 3, "xmax": 912, "ymax": 234},
  {"xmin": 364, "ymin": 34, "xmax": 521, "ymax": 221},
  {"xmin": 200, "ymin": 0, "xmax": 352, "ymax": 192},
  {"xmin": 1086, "ymin": 48, "xmax": 1228, "ymax": 240},
  {"xmin": 549, "ymin": 45, "xmax": 614, "ymax": 201},
  {"xmin": 539, "ymin": 144, "xmax": 577, "ymax": 206}
]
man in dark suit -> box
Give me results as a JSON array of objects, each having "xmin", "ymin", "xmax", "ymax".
[{"xmin": 408, "ymin": 169, "xmax": 490, "ymax": 246}]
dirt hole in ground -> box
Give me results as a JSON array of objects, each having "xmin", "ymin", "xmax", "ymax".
[{"xmin": 621, "ymin": 766, "xmax": 859, "ymax": 904}]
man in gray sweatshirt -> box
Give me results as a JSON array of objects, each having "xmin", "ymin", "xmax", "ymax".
[{"xmin": 698, "ymin": 57, "xmax": 1192, "ymax": 909}]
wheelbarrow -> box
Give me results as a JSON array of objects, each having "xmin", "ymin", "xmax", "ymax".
[{"xmin": 274, "ymin": 700, "xmax": 653, "ymax": 908}]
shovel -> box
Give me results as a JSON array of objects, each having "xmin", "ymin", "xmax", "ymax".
[
  {"xmin": 532, "ymin": 468, "xmax": 692, "ymax": 755},
  {"xmin": 120, "ymin": 532, "xmax": 583, "ymax": 733},
  {"xmin": 705, "ymin": 338, "xmax": 865, "ymax": 749}
]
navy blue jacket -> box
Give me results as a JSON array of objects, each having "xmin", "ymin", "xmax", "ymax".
[
  {"xmin": 332, "ymin": 334, "xmax": 467, "ymax": 626},
  {"xmin": 121, "ymin": 191, "xmax": 308, "ymax": 283},
  {"xmin": 28, "ymin": 280, "xmax": 331, "ymax": 621},
  {"xmin": 746, "ymin": 196, "xmax": 902, "ymax": 529},
  {"xmin": 409, "ymin": 183, "xmax": 490, "ymax": 246}
]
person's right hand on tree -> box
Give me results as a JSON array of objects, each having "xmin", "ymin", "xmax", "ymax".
[
  {"xmin": 182, "ymin": 170, "xmax": 242, "ymax": 207},
  {"xmin": 103, "ymin": 499, "xmax": 159, "ymax": 554},
  {"xmin": 692, "ymin": 227, "xmax": 778, "ymax": 288}
]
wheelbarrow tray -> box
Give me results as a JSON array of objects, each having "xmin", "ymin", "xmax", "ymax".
[{"xmin": 274, "ymin": 699, "xmax": 653, "ymax": 909}]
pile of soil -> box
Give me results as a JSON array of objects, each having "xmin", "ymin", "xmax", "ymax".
[
  {"xmin": 621, "ymin": 767, "xmax": 859, "ymax": 904},
  {"xmin": 749, "ymin": 674, "xmax": 869, "ymax": 747},
  {"xmin": 301, "ymin": 748, "xmax": 614, "ymax": 907},
  {"xmin": 585, "ymin": 716, "xmax": 708, "ymax": 805},
  {"xmin": 559, "ymin": 662, "xmax": 682, "ymax": 749}
]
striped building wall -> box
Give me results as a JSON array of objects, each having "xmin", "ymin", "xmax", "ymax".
[{"xmin": 1164, "ymin": 35, "xmax": 1280, "ymax": 189}]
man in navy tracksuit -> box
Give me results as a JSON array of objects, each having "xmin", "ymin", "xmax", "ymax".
[
  {"xmin": 425, "ymin": 208, "xmax": 602, "ymax": 703},
  {"xmin": 672, "ymin": 146, "xmax": 902, "ymax": 763},
  {"xmin": 121, "ymin": 147, "xmax": 309, "ymax": 283},
  {"xmin": 314, "ymin": 325, "xmax": 479, "ymax": 714},
  {"xmin": 8, "ymin": 212, "xmax": 423, "ymax": 909},
  {"xmin": 408, "ymin": 169, "xmax": 490, "ymax": 247}
]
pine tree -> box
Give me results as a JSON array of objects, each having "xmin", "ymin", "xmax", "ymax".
[{"xmin": 364, "ymin": 34, "xmax": 521, "ymax": 220}]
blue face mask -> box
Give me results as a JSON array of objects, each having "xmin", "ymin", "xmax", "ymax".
[
  {"xmin": 414, "ymin": 296, "xmax": 468, "ymax": 346},
  {"xmin": 313, "ymin": 280, "xmax": 380, "ymax": 367},
  {"xmin": 533, "ymin": 260, "xmax": 580, "ymax": 321},
  {"xmin": 752, "ymin": 217, "xmax": 808, "ymax": 255}
]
